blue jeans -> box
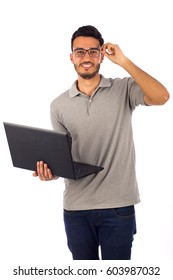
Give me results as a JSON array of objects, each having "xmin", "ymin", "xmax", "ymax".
[{"xmin": 63, "ymin": 206, "xmax": 136, "ymax": 260}]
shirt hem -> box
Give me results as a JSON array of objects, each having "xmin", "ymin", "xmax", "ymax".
[{"xmin": 63, "ymin": 199, "xmax": 141, "ymax": 211}]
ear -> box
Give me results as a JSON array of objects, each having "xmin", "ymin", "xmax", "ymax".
[
  {"xmin": 100, "ymin": 53, "xmax": 104, "ymax": 63},
  {"xmin": 70, "ymin": 53, "xmax": 74, "ymax": 64}
]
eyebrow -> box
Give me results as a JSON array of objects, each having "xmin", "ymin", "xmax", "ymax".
[{"xmin": 73, "ymin": 47, "xmax": 100, "ymax": 51}]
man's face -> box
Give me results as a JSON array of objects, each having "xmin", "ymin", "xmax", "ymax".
[{"xmin": 70, "ymin": 36, "xmax": 104, "ymax": 79}]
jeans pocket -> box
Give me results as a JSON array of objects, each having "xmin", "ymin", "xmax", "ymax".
[{"xmin": 113, "ymin": 205, "xmax": 135, "ymax": 218}]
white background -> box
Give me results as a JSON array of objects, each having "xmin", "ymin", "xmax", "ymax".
[{"xmin": 0, "ymin": 0, "xmax": 173, "ymax": 278}]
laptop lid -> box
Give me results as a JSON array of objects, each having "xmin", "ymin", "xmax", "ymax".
[{"xmin": 3, "ymin": 122, "xmax": 76, "ymax": 179}]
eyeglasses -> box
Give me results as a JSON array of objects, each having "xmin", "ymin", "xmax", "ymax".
[{"xmin": 73, "ymin": 48, "xmax": 100, "ymax": 58}]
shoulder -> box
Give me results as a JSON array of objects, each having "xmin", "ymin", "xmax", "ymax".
[
  {"xmin": 102, "ymin": 76, "xmax": 135, "ymax": 96},
  {"xmin": 102, "ymin": 75, "xmax": 134, "ymax": 88},
  {"xmin": 50, "ymin": 89, "xmax": 69, "ymax": 109},
  {"xmin": 111, "ymin": 76, "xmax": 134, "ymax": 86}
]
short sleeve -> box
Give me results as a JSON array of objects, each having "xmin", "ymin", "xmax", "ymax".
[
  {"xmin": 127, "ymin": 77, "xmax": 146, "ymax": 111},
  {"xmin": 50, "ymin": 102, "xmax": 68, "ymax": 133}
]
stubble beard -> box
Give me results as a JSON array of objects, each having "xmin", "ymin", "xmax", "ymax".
[{"xmin": 74, "ymin": 64, "xmax": 100, "ymax": 80}]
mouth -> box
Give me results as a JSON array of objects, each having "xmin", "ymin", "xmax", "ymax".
[{"xmin": 80, "ymin": 62, "xmax": 94, "ymax": 70}]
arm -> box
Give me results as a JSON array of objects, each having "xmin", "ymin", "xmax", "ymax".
[{"xmin": 101, "ymin": 43, "xmax": 170, "ymax": 105}]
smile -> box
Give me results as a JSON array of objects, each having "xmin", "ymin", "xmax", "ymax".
[{"xmin": 81, "ymin": 63, "xmax": 94, "ymax": 69}]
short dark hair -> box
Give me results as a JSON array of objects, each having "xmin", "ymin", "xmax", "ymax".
[{"xmin": 71, "ymin": 25, "xmax": 104, "ymax": 51}]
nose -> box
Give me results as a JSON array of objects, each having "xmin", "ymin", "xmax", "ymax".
[{"xmin": 84, "ymin": 50, "xmax": 91, "ymax": 57}]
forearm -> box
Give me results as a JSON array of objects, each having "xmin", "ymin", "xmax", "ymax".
[{"xmin": 121, "ymin": 57, "xmax": 170, "ymax": 105}]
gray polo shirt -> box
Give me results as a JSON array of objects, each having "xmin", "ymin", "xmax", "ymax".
[{"xmin": 50, "ymin": 75, "xmax": 146, "ymax": 210}]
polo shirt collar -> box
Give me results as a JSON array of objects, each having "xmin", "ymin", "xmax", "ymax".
[{"xmin": 69, "ymin": 75, "xmax": 111, "ymax": 98}]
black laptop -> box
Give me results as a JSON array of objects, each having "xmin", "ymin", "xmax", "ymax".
[{"xmin": 3, "ymin": 122, "xmax": 104, "ymax": 180}]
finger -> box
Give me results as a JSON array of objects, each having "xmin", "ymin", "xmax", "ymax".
[
  {"xmin": 32, "ymin": 171, "xmax": 38, "ymax": 177},
  {"xmin": 106, "ymin": 45, "xmax": 115, "ymax": 55},
  {"xmin": 100, "ymin": 43, "xmax": 109, "ymax": 53},
  {"xmin": 42, "ymin": 163, "xmax": 54, "ymax": 180},
  {"xmin": 39, "ymin": 161, "xmax": 44, "ymax": 174},
  {"xmin": 38, "ymin": 161, "xmax": 46, "ymax": 180},
  {"xmin": 47, "ymin": 168, "xmax": 54, "ymax": 180},
  {"xmin": 43, "ymin": 163, "xmax": 51, "ymax": 180},
  {"xmin": 101, "ymin": 43, "xmax": 113, "ymax": 53},
  {"xmin": 44, "ymin": 162, "xmax": 54, "ymax": 180}
]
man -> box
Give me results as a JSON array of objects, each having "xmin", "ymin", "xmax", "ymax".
[{"xmin": 33, "ymin": 25, "xmax": 169, "ymax": 260}]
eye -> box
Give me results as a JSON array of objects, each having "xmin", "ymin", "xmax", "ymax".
[
  {"xmin": 76, "ymin": 50, "xmax": 85, "ymax": 56},
  {"xmin": 89, "ymin": 50, "xmax": 99, "ymax": 57},
  {"xmin": 90, "ymin": 50, "xmax": 97, "ymax": 55}
]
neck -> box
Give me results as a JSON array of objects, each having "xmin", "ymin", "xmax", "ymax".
[{"xmin": 77, "ymin": 74, "xmax": 101, "ymax": 96}]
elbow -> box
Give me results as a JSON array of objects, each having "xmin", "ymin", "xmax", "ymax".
[
  {"xmin": 146, "ymin": 89, "xmax": 170, "ymax": 105},
  {"xmin": 160, "ymin": 89, "xmax": 170, "ymax": 105}
]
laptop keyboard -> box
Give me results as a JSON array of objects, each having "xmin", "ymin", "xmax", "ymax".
[{"xmin": 73, "ymin": 162, "xmax": 97, "ymax": 177}]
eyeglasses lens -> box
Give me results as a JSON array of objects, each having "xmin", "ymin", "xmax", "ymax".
[{"xmin": 74, "ymin": 49, "xmax": 100, "ymax": 58}]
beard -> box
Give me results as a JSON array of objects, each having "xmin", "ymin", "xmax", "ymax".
[{"xmin": 74, "ymin": 63, "xmax": 100, "ymax": 80}]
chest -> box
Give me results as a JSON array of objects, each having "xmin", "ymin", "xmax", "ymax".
[{"xmin": 59, "ymin": 91, "xmax": 130, "ymax": 139}]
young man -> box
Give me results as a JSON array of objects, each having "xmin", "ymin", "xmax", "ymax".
[{"xmin": 33, "ymin": 25, "xmax": 169, "ymax": 260}]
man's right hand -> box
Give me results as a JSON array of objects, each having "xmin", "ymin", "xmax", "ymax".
[{"xmin": 32, "ymin": 161, "xmax": 59, "ymax": 181}]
